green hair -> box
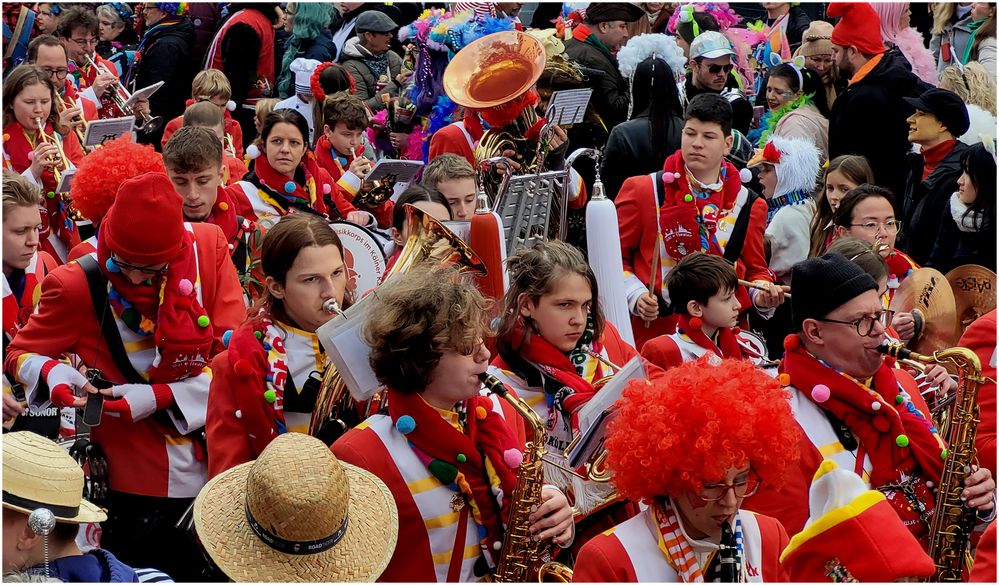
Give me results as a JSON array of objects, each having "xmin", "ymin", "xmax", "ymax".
[{"xmin": 277, "ymin": 4, "xmax": 334, "ymax": 97}]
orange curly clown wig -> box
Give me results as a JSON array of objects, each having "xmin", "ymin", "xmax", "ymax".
[
  {"xmin": 69, "ymin": 137, "xmax": 165, "ymax": 224},
  {"xmin": 606, "ymin": 357, "xmax": 799, "ymax": 502}
]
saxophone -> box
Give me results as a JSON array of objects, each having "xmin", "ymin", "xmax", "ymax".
[
  {"xmin": 478, "ymin": 373, "xmax": 573, "ymax": 583},
  {"xmin": 879, "ymin": 341, "xmax": 984, "ymax": 581}
]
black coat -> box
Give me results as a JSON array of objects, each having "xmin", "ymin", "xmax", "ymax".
[
  {"xmin": 131, "ymin": 17, "xmax": 197, "ymax": 149},
  {"xmin": 685, "ymin": 72, "xmax": 754, "ymax": 136},
  {"xmin": 926, "ymin": 197, "xmax": 996, "ymax": 273},
  {"xmin": 898, "ymin": 141, "xmax": 968, "ymax": 265},
  {"xmin": 828, "ymin": 51, "xmax": 924, "ymax": 205},
  {"xmin": 600, "ymin": 112, "xmax": 683, "ymax": 200},
  {"xmin": 565, "ymin": 37, "xmax": 630, "ymax": 129}
]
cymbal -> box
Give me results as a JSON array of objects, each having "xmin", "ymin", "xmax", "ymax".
[
  {"xmin": 889, "ymin": 267, "xmax": 958, "ymax": 354},
  {"xmin": 946, "ymin": 264, "xmax": 997, "ymax": 334}
]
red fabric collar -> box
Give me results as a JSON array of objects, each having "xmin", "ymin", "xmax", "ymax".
[
  {"xmin": 96, "ymin": 226, "xmax": 213, "ymax": 383},
  {"xmin": 920, "ymin": 139, "xmax": 957, "ymax": 180},
  {"xmin": 2, "ymin": 253, "xmax": 53, "ymax": 339},
  {"xmin": 250, "ymin": 151, "xmax": 330, "ymax": 216},
  {"xmin": 676, "ymin": 315, "xmax": 743, "ymax": 359},
  {"xmin": 507, "ymin": 321, "xmax": 603, "ymax": 416},
  {"xmin": 572, "ymin": 22, "xmax": 593, "ymax": 42},
  {"xmin": 781, "ymin": 345, "xmax": 945, "ymax": 488},
  {"xmin": 183, "ymin": 98, "xmax": 235, "ymax": 122},
  {"xmin": 202, "ymin": 186, "xmax": 245, "ymax": 244},
  {"xmin": 387, "ymin": 387, "xmax": 519, "ymax": 552}
]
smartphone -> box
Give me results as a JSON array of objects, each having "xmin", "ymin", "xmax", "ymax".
[
  {"xmin": 83, "ymin": 369, "xmax": 111, "ymax": 427},
  {"xmin": 752, "ymin": 105, "xmax": 764, "ymax": 128}
]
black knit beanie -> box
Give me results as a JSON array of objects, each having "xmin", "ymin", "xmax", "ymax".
[{"xmin": 791, "ymin": 253, "xmax": 878, "ymax": 332}]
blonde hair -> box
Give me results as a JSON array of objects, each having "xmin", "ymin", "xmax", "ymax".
[
  {"xmin": 254, "ymin": 98, "xmax": 279, "ymax": 126},
  {"xmin": 2, "ymin": 170, "xmax": 44, "ymax": 217},
  {"xmin": 932, "ymin": 2, "xmax": 955, "ymax": 35},
  {"xmin": 191, "ymin": 69, "xmax": 232, "ymax": 101},
  {"xmin": 363, "ymin": 265, "xmax": 491, "ymax": 393},
  {"xmin": 423, "ymin": 154, "xmax": 477, "ymax": 191},
  {"xmin": 939, "ymin": 62, "xmax": 997, "ymax": 116}
]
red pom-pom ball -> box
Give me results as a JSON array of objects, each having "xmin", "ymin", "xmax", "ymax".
[
  {"xmin": 234, "ymin": 359, "xmax": 253, "ymax": 377},
  {"xmin": 783, "ymin": 334, "xmax": 800, "ymax": 351},
  {"xmin": 688, "ymin": 317, "xmax": 703, "ymax": 330}
]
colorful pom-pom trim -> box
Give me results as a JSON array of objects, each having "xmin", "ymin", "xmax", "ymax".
[
  {"xmin": 895, "ymin": 434, "xmax": 909, "ymax": 448},
  {"xmin": 503, "ymin": 448, "xmax": 523, "ymax": 468},
  {"xmin": 233, "ymin": 359, "xmax": 253, "ymax": 377},
  {"xmin": 197, "ymin": 315, "xmax": 210, "ymax": 328},
  {"xmin": 105, "ymin": 258, "xmax": 121, "ymax": 273},
  {"xmin": 395, "ymin": 415, "xmax": 416, "ymax": 435},
  {"xmin": 811, "ymin": 384, "xmax": 830, "ymax": 403},
  {"xmin": 178, "ymin": 278, "xmax": 194, "ymax": 296},
  {"xmin": 222, "ymin": 329, "xmax": 233, "ymax": 347},
  {"xmin": 783, "ymin": 334, "xmax": 800, "ymax": 351},
  {"xmin": 264, "ymin": 389, "xmax": 277, "ymax": 404},
  {"xmin": 475, "ymin": 406, "xmax": 488, "ymax": 420}
]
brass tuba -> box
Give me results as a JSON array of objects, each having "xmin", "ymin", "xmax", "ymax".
[
  {"xmin": 480, "ymin": 373, "xmax": 573, "ymax": 583},
  {"xmin": 878, "ymin": 341, "xmax": 986, "ymax": 581},
  {"xmin": 443, "ymin": 31, "xmax": 547, "ymax": 172},
  {"xmin": 308, "ymin": 205, "xmax": 488, "ymax": 444}
]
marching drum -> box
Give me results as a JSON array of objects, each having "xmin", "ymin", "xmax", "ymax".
[{"xmin": 329, "ymin": 221, "xmax": 388, "ymax": 295}]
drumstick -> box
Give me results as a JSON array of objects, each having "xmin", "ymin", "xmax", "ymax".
[
  {"xmin": 644, "ymin": 243, "xmax": 661, "ymax": 328},
  {"xmin": 738, "ymin": 279, "xmax": 792, "ymax": 300}
]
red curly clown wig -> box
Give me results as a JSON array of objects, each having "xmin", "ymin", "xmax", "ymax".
[
  {"xmin": 69, "ymin": 137, "xmax": 166, "ymax": 224},
  {"xmin": 606, "ymin": 357, "xmax": 799, "ymax": 502}
]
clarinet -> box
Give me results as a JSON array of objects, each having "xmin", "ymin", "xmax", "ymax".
[{"xmin": 719, "ymin": 520, "xmax": 738, "ymax": 582}]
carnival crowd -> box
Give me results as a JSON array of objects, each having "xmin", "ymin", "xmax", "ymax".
[{"xmin": 1, "ymin": 1, "xmax": 997, "ymax": 583}]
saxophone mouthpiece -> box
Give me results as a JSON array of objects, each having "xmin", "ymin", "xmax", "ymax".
[
  {"xmin": 877, "ymin": 340, "xmax": 913, "ymax": 361},
  {"xmin": 322, "ymin": 299, "xmax": 342, "ymax": 315},
  {"xmin": 478, "ymin": 372, "xmax": 508, "ymax": 397}
]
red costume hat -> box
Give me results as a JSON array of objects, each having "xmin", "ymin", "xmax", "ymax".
[
  {"xmin": 828, "ymin": 3, "xmax": 886, "ymax": 56},
  {"xmin": 69, "ymin": 137, "xmax": 166, "ymax": 224},
  {"xmin": 104, "ymin": 173, "xmax": 185, "ymax": 265},
  {"xmin": 779, "ymin": 459, "xmax": 935, "ymax": 581},
  {"xmin": 605, "ymin": 357, "xmax": 799, "ymax": 500}
]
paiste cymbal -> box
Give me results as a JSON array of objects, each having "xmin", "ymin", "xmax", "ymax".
[
  {"xmin": 946, "ymin": 264, "xmax": 997, "ymax": 334},
  {"xmin": 889, "ymin": 267, "xmax": 958, "ymax": 354}
]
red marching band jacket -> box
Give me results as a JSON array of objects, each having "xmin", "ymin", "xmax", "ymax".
[{"xmin": 4, "ymin": 223, "xmax": 245, "ymax": 498}]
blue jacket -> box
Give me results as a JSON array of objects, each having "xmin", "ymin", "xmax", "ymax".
[{"xmin": 31, "ymin": 549, "xmax": 141, "ymax": 583}]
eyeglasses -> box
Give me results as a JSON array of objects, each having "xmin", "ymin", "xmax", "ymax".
[
  {"xmin": 41, "ymin": 66, "xmax": 69, "ymax": 80},
  {"xmin": 697, "ymin": 469, "xmax": 761, "ymax": 502},
  {"xmin": 705, "ymin": 63, "xmax": 734, "ymax": 75},
  {"xmin": 69, "ymin": 37, "xmax": 98, "ymax": 47},
  {"xmin": 850, "ymin": 219, "xmax": 902, "ymax": 234},
  {"xmin": 816, "ymin": 310, "xmax": 895, "ymax": 337},
  {"xmin": 112, "ymin": 256, "xmax": 169, "ymax": 276}
]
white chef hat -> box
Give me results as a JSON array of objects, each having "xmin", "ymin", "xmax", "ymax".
[{"xmin": 291, "ymin": 58, "xmax": 322, "ymax": 96}]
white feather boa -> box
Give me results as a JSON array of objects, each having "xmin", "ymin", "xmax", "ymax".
[{"xmin": 617, "ymin": 33, "xmax": 686, "ymax": 78}]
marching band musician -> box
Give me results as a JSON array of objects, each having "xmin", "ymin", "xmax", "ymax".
[
  {"xmin": 385, "ymin": 186, "xmax": 452, "ymax": 272},
  {"xmin": 831, "ymin": 184, "xmax": 920, "ymax": 340},
  {"xmin": 4, "ymin": 172, "xmax": 244, "ymax": 581},
  {"xmin": 640, "ymin": 252, "xmax": 773, "ymax": 372},
  {"xmin": 333, "ymin": 267, "xmax": 574, "ymax": 582},
  {"xmin": 316, "ymin": 93, "xmax": 395, "ymax": 228},
  {"xmin": 2, "ymin": 64, "xmax": 84, "ymax": 264},
  {"xmin": 487, "ymin": 240, "xmax": 642, "ymax": 553},
  {"xmin": 26, "ymin": 35, "xmax": 99, "ymax": 131},
  {"xmin": 64, "ymin": 136, "xmax": 166, "ymax": 262},
  {"xmin": 162, "ymin": 125, "xmax": 254, "ymax": 273},
  {"xmin": 745, "ymin": 253, "xmax": 996, "ymax": 544},
  {"xmin": 2, "ymin": 172, "xmax": 58, "ymax": 434},
  {"xmin": 206, "ymin": 214, "xmax": 349, "ymax": 477},
  {"xmin": 233, "ymin": 109, "xmax": 369, "ymax": 226},
  {"xmin": 177, "ymin": 101, "xmax": 249, "ymax": 184},
  {"xmin": 574, "ymin": 358, "xmax": 796, "ymax": 582},
  {"xmin": 55, "ymin": 7, "xmax": 119, "ymax": 119},
  {"xmin": 617, "ymin": 93, "xmax": 783, "ymax": 351},
  {"xmin": 958, "ymin": 309, "xmax": 997, "ymax": 481}
]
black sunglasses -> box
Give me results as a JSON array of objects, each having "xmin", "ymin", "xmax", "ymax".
[{"xmin": 706, "ymin": 63, "xmax": 734, "ymax": 75}]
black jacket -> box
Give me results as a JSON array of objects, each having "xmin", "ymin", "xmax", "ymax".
[
  {"xmin": 685, "ymin": 72, "xmax": 754, "ymax": 136},
  {"xmin": 772, "ymin": 6, "xmax": 812, "ymax": 51},
  {"xmin": 601, "ymin": 111, "xmax": 683, "ymax": 200},
  {"xmin": 131, "ymin": 17, "xmax": 196, "ymax": 148},
  {"xmin": 565, "ymin": 37, "xmax": 630, "ymax": 129},
  {"xmin": 899, "ymin": 140, "xmax": 969, "ymax": 265},
  {"xmin": 828, "ymin": 51, "xmax": 924, "ymax": 207},
  {"xmin": 926, "ymin": 196, "xmax": 996, "ymax": 273}
]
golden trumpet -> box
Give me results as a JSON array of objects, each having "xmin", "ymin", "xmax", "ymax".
[
  {"xmin": 57, "ymin": 95, "xmax": 87, "ymax": 146},
  {"xmin": 224, "ymin": 133, "xmax": 237, "ymax": 158},
  {"xmin": 34, "ymin": 117, "xmax": 67, "ymax": 186}
]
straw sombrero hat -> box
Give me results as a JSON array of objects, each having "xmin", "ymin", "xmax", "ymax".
[
  {"xmin": 2, "ymin": 431, "xmax": 107, "ymax": 524},
  {"xmin": 193, "ymin": 432, "xmax": 398, "ymax": 583}
]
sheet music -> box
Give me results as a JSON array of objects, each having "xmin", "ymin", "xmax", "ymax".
[
  {"xmin": 82, "ymin": 116, "xmax": 136, "ymax": 147},
  {"xmin": 124, "ymin": 81, "xmax": 164, "ymax": 107},
  {"xmin": 566, "ymin": 356, "xmax": 648, "ymax": 467},
  {"xmin": 545, "ymin": 88, "xmax": 593, "ymax": 126},
  {"xmin": 315, "ymin": 297, "xmax": 381, "ymax": 401},
  {"xmin": 367, "ymin": 159, "xmax": 424, "ymax": 184},
  {"xmin": 54, "ymin": 167, "xmax": 76, "ymax": 194}
]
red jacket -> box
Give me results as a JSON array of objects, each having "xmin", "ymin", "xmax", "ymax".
[
  {"xmin": 616, "ymin": 171, "xmax": 771, "ymax": 349},
  {"xmin": 204, "ymin": 8, "xmax": 275, "ymax": 103},
  {"xmin": 971, "ymin": 520, "xmax": 997, "ymax": 582},
  {"xmin": 959, "ymin": 309, "xmax": 997, "ymax": 479},
  {"xmin": 574, "ymin": 507, "xmax": 789, "ymax": 582},
  {"xmin": 745, "ymin": 368, "xmax": 932, "ymax": 537},
  {"xmin": 314, "ymin": 138, "xmax": 394, "ymax": 228},
  {"xmin": 428, "ymin": 121, "xmax": 476, "ymax": 168},
  {"xmin": 5, "ymin": 223, "xmax": 245, "ymax": 497}
]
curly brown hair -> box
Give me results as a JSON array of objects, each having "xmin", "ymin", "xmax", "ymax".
[{"xmin": 364, "ymin": 265, "xmax": 492, "ymax": 393}]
